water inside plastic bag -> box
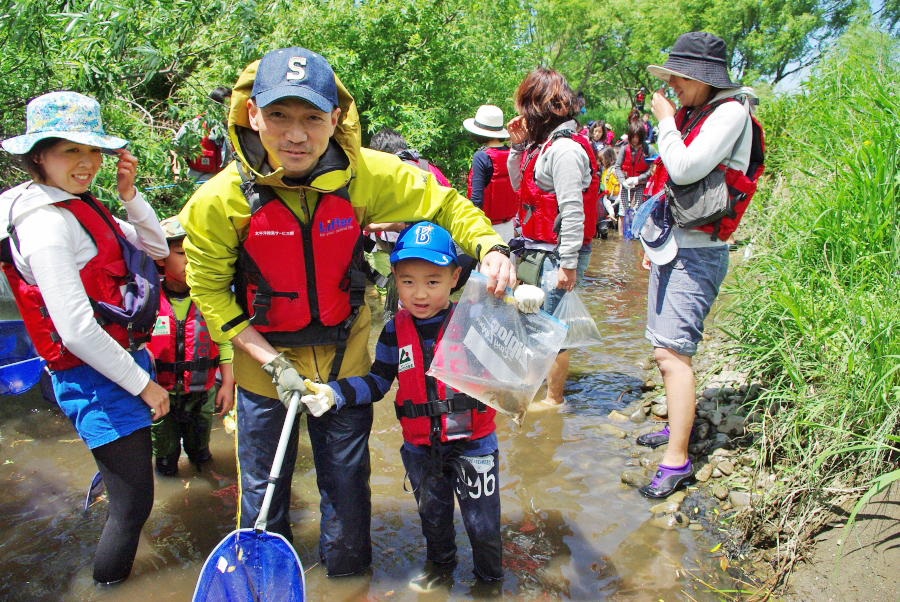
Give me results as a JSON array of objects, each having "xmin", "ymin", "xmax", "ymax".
[
  {"xmin": 552, "ymin": 290, "xmax": 603, "ymax": 348},
  {"xmin": 428, "ymin": 272, "xmax": 567, "ymax": 425}
]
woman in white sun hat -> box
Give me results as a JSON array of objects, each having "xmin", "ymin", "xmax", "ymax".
[
  {"xmin": 0, "ymin": 91, "xmax": 169, "ymax": 584},
  {"xmin": 635, "ymin": 32, "xmax": 763, "ymax": 499},
  {"xmin": 464, "ymin": 105, "xmax": 518, "ymax": 243}
]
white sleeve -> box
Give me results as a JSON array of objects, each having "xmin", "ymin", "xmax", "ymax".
[
  {"xmin": 15, "ymin": 207, "xmax": 152, "ymax": 395},
  {"xmin": 114, "ymin": 189, "xmax": 169, "ymax": 260},
  {"xmin": 656, "ymin": 101, "xmax": 750, "ymax": 185}
]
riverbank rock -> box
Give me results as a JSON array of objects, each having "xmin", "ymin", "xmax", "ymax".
[
  {"xmin": 630, "ymin": 408, "xmax": 648, "ymax": 423},
  {"xmin": 649, "ymin": 500, "xmax": 680, "ymax": 514},
  {"xmin": 651, "ymin": 403, "xmax": 668, "ymax": 417},
  {"xmin": 717, "ymin": 415, "xmax": 746, "ymax": 437},
  {"xmin": 714, "ymin": 486, "xmax": 729, "ymax": 500},
  {"xmin": 639, "ymin": 450, "xmax": 665, "ymax": 469},
  {"xmin": 649, "ymin": 512, "xmax": 689, "ymax": 530},
  {"xmin": 621, "ymin": 468, "xmax": 650, "ymax": 486},
  {"xmin": 728, "ymin": 490, "xmax": 762, "ymax": 507},
  {"xmin": 608, "ymin": 410, "xmax": 630, "ymax": 423},
  {"xmin": 589, "ymin": 424, "xmax": 628, "ymax": 439},
  {"xmin": 696, "ymin": 462, "xmax": 716, "ymax": 482},
  {"xmin": 717, "ymin": 460, "xmax": 735, "ymax": 476}
]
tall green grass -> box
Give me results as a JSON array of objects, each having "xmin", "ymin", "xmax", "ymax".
[{"xmin": 724, "ymin": 25, "xmax": 900, "ymax": 569}]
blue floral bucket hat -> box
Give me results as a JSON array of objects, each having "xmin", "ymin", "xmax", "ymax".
[{"xmin": 1, "ymin": 91, "xmax": 128, "ymax": 155}]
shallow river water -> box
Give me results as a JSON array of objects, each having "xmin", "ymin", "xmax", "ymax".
[{"xmin": 0, "ymin": 234, "xmax": 732, "ymax": 601}]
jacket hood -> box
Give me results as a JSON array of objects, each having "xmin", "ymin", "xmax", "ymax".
[{"xmin": 228, "ymin": 58, "xmax": 361, "ymax": 192}]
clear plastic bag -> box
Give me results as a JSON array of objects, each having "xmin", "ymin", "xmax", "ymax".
[
  {"xmin": 551, "ymin": 289, "xmax": 603, "ymax": 348},
  {"xmin": 427, "ymin": 272, "xmax": 568, "ymax": 425}
]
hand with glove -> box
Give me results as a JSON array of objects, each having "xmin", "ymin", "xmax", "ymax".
[
  {"xmin": 301, "ymin": 379, "xmax": 337, "ymax": 417},
  {"xmin": 261, "ymin": 353, "xmax": 308, "ymax": 412},
  {"xmin": 623, "ymin": 177, "xmax": 640, "ymax": 189},
  {"xmin": 514, "ymin": 284, "xmax": 545, "ymax": 313}
]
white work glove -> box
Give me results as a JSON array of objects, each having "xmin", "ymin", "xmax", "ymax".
[
  {"xmin": 514, "ymin": 284, "xmax": 545, "ymax": 314},
  {"xmin": 261, "ymin": 353, "xmax": 308, "ymax": 412},
  {"xmin": 624, "ymin": 177, "xmax": 639, "ymax": 189},
  {"xmin": 301, "ymin": 379, "xmax": 337, "ymax": 417}
]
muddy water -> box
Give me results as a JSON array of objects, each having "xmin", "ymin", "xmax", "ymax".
[{"xmin": 0, "ymin": 234, "xmax": 730, "ymax": 601}]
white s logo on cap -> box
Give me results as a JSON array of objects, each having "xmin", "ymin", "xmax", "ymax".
[{"xmin": 286, "ymin": 57, "xmax": 307, "ymax": 80}]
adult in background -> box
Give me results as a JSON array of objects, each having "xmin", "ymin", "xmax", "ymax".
[
  {"xmin": 172, "ymin": 86, "xmax": 232, "ymax": 183},
  {"xmin": 636, "ymin": 32, "xmax": 756, "ymax": 498},
  {"xmin": 614, "ymin": 113, "xmax": 653, "ymax": 231},
  {"xmin": 464, "ymin": 104, "xmax": 518, "ymax": 243},
  {"xmin": 642, "ymin": 113, "xmax": 656, "ymax": 144},
  {"xmin": 507, "ymin": 68, "xmax": 599, "ymax": 407},
  {"xmin": 178, "ymin": 47, "xmax": 515, "ymax": 577},
  {"xmin": 0, "ymin": 92, "xmax": 170, "ymax": 584}
]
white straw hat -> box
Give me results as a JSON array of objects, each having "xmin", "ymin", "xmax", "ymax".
[{"xmin": 463, "ymin": 105, "xmax": 509, "ymax": 139}]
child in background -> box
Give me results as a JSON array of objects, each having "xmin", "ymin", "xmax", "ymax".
[
  {"xmin": 149, "ymin": 216, "xmax": 234, "ymax": 476},
  {"xmin": 300, "ymin": 222, "xmax": 544, "ymax": 592},
  {"xmin": 598, "ymin": 146, "xmax": 621, "ymax": 231}
]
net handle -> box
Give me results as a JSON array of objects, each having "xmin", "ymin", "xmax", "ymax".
[{"xmin": 255, "ymin": 391, "xmax": 301, "ymax": 531}]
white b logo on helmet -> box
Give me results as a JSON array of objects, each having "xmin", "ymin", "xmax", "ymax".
[
  {"xmin": 415, "ymin": 224, "xmax": 433, "ymax": 244},
  {"xmin": 286, "ymin": 57, "xmax": 307, "ymax": 80}
]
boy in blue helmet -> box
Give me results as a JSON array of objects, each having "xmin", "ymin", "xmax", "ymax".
[{"xmin": 301, "ymin": 222, "xmax": 543, "ymax": 591}]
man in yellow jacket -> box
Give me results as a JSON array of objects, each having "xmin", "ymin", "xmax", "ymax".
[{"xmin": 179, "ymin": 47, "xmax": 515, "ymax": 577}]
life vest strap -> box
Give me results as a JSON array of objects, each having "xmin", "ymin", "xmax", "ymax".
[
  {"xmin": 395, "ymin": 395, "xmax": 487, "ymax": 420},
  {"xmin": 155, "ymin": 357, "xmax": 221, "ymax": 374}
]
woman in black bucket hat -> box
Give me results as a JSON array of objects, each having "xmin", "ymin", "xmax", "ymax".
[{"xmin": 634, "ymin": 33, "xmax": 763, "ymax": 498}]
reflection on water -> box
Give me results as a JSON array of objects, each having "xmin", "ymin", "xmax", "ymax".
[{"xmin": 0, "ymin": 235, "xmax": 730, "ymax": 600}]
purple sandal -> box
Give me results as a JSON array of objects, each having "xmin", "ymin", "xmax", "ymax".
[
  {"xmin": 636, "ymin": 425, "xmax": 698, "ymax": 449},
  {"xmin": 639, "ymin": 460, "xmax": 694, "ymax": 499}
]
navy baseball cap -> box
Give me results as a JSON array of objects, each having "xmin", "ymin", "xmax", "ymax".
[
  {"xmin": 390, "ymin": 222, "xmax": 458, "ymax": 267},
  {"xmin": 251, "ymin": 47, "xmax": 339, "ymax": 112}
]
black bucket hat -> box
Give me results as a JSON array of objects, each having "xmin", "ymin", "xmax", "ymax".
[{"xmin": 648, "ymin": 32, "xmax": 741, "ymax": 89}]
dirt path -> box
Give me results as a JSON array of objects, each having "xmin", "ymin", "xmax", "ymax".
[{"xmin": 786, "ymin": 482, "xmax": 900, "ymax": 601}]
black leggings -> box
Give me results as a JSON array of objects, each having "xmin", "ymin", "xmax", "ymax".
[{"xmin": 90, "ymin": 426, "xmax": 154, "ymax": 583}]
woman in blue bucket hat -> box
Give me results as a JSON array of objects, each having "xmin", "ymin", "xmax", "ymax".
[{"xmin": 0, "ymin": 91, "xmax": 170, "ymax": 584}]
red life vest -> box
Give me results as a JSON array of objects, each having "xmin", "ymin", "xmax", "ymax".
[
  {"xmin": 518, "ymin": 131, "xmax": 599, "ymax": 247},
  {"xmin": 149, "ymin": 291, "xmax": 219, "ymax": 392},
  {"xmin": 467, "ymin": 147, "xmax": 519, "ymax": 224},
  {"xmin": 186, "ymin": 120, "xmax": 223, "ymax": 174},
  {"xmin": 648, "ymin": 98, "xmax": 765, "ymax": 241},
  {"xmin": 235, "ymin": 185, "xmax": 365, "ymax": 349},
  {"xmin": 621, "ymin": 143, "xmax": 650, "ymax": 178},
  {"xmin": 1, "ymin": 197, "xmax": 149, "ymax": 371},
  {"xmin": 393, "ymin": 307, "xmax": 496, "ymax": 445}
]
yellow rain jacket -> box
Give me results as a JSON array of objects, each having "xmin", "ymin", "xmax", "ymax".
[{"xmin": 179, "ymin": 60, "xmax": 505, "ymax": 397}]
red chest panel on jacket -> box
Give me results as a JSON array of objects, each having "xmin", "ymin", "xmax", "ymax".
[
  {"xmin": 1, "ymin": 197, "xmax": 136, "ymax": 371},
  {"xmin": 468, "ymin": 147, "xmax": 519, "ymax": 225},
  {"xmin": 149, "ymin": 292, "xmax": 219, "ymax": 392},
  {"xmin": 393, "ymin": 309, "xmax": 496, "ymax": 445},
  {"xmin": 239, "ymin": 191, "xmax": 360, "ymax": 334},
  {"xmin": 518, "ymin": 133, "xmax": 599, "ymax": 247}
]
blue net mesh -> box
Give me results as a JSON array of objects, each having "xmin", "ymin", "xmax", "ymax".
[{"xmin": 193, "ymin": 529, "xmax": 305, "ymax": 602}]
